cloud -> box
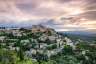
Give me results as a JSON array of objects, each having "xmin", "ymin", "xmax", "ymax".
[
  {"xmin": 33, "ymin": 19, "xmax": 65, "ymax": 29},
  {"xmin": 54, "ymin": 0, "xmax": 72, "ymax": 3},
  {"xmin": 78, "ymin": 11, "xmax": 96, "ymax": 21},
  {"xmin": 0, "ymin": 0, "xmax": 96, "ymax": 31},
  {"xmin": 60, "ymin": 17, "xmax": 73, "ymax": 21},
  {"xmin": 85, "ymin": 0, "xmax": 96, "ymax": 4},
  {"xmin": 84, "ymin": 4, "xmax": 96, "ymax": 11}
]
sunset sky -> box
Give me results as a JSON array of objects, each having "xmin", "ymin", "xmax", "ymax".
[{"xmin": 0, "ymin": 0, "xmax": 96, "ymax": 31}]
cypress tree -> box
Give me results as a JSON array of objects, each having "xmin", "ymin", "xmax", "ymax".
[
  {"xmin": 59, "ymin": 42, "xmax": 60, "ymax": 48},
  {"xmin": 55, "ymin": 39, "xmax": 57, "ymax": 43},
  {"xmin": 18, "ymin": 42, "xmax": 24, "ymax": 61},
  {"xmin": 39, "ymin": 42, "xmax": 40, "ymax": 48},
  {"xmin": 38, "ymin": 39, "xmax": 40, "ymax": 48},
  {"xmin": 15, "ymin": 48, "xmax": 17, "ymax": 52},
  {"xmin": 17, "ymin": 39, "xmax": 21, "ymax": 46},
  {"xmin": 0, "ymin": 43, "xmax": 1, "ymax": 49},
  {"xmin": 43, "ymin": 50, "xmax": 44, "ymax": 61}
]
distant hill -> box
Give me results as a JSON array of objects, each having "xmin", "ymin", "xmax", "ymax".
[
  {"xmin": 59, "ymin": 32, "xmax": 96, "ymax": 43},
  {"xmin": 58, "ymin": 30, "xmax": 96, "ymax": 35}
]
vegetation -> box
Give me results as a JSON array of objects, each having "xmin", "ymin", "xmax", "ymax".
[
  {"xmin": 45, "ymin": 46, "xmax": 52, "ymax": 50},
  {"xmin": 0, "ymin": 27, "xmax": 96, "ymax": 64},
  {"xmin": 76, "ymin": 42, "xmax": 82, "ymax": 51},
  {"xmin": 52, "ymin": 44, "xmax": 57, "ymax": 49},
  {"xmin": 50, "ymin": 54, "xmax": 59, "ymax": 60},
  {"xmin": 37, "ymin": 38, "xmax": 53, "ymax": 45},
  {"xmin": 0, "ymin": 49, "xmax": 15, "ymax": 64},
  {"xmin": 62, "ymin": 45, "xmax": 73, "ymax": 55},
  {"xmin": 32, "ymin": 52, "xmax": 48, "ymax": 64},
  {"xmin": 75, "ymin": 54, "xmax": 85, "ymax": 60},
  {"xmin": 17, "ymin": 42, "xmax": 24, "ymax": 61}
]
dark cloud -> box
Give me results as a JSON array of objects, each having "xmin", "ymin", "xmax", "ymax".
[
  {"xmin": 60, "ymin": 17, "xmax": 73, "ymax": 21},
  {"xmin": 40, "ymin": 19, "xmax": 63, "ymax": 26},
  {"xmin": 60, "ymin": 17, "xmax": 81, "ymax": 25},
  {"xmin": 85, "ymin": 0, "xmax": 96, "ymax": 4},
  {"xmin": 15, "ymin": 0, "xmax": 42, "ymax": 12},
  {"xmin": 57, "ymin": 0, "xmax": 96, "ymax": 4},
  {"xmin": 84, "ymin": 5, "xmax": 96, "ymax": 10},
  {"xmin": 15, "ymin": 0, "xmax": 41, "ymax": 12},
  {"xmin": 79, "ymin": 11, "xmax": 96, "ymax": 21},
  {"xmin": 16, "ymin": 4, "xmax": 37, "ymax": 11},
  {"xmin": 0, "ymin": 10, "xmax": 8, "ymax": 13},
  {"xmin": 55, "ymin": 0, "xmax": 72, "ymax": 3}
]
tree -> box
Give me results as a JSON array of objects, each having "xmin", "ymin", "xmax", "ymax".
[
  {"xmin": 63, "ymin": 40, "xmax": 66, "ymax": 42},
  {"xmin": 12, "ymin": 55, "xmax": 39, "ymax": 64},
  {"xmin": 45, "ymin": 38, "xmax": 52, "ymax": 45},
  {"xmin": 0, "ymin": 43, "xmax": 1, "ymax": 49},
  {"xmin": 0, "ymin": 49, "xmax": 14, "ymax": 63},
  {"xmin": 59, "ymin": 42, "xmax": 60, "ymax": 48},
  {"xmin": 88, "ymin": 59, "xmax": 94, "ymax": 64},
  {"xmin": 50, "ymin": 54, "xmax": 59, "ymax": 60},
  {"xmin": 62, "ymin": 45, "xmax": 72, "ymax": 55},
  {"xmin": 44, "ymin": 55, "xmax": 48, "ymax": 62},
  {"xmin": 39, "ymin": 43, "xmax": 40, "ymax": 48},
  {"xmin": 46, "ymin": 60, "xmax": 58, "ymax": 64},
  {"xmin": 17, "ymin": 39, "xmax": 21, "ymax": 46},
  {"xmin": 0, "ymin": 49, "xmax": 3, "ymax": 61},
  {"xmin": 55, "ymin": 39, "xmax": 57, "ymax": 43},
  {"xmin": 8, "ymin": 32, "xmax": 13, "ymax": 37},
  {"xmin": 85, "ymin": 51, "xmax": 94, "ymax": 60},
  {"xmin": 6, "ymin": 43, "xmax": 9, "ymax": 46},
  {"xmin": 19, "ymin": 28, "xmax": 26, "ymax": 31},
  {"xmin": 57, "ymin": 52, "xmax": 62, "ymax": 57},
  {"xmin": 82, "ymin": 59, "xmax": 94, "ymax": 64},
  {"xmin": 45, "ymin": 46, "xmax": 52, "ymax": 50},
  {"xmin": 32, "ymin": 41, "xmax": 36, "ymax": 48},
  {"xmin": 76, "ymin": 54, "xmax": 85, "ymax": 60},
  {"xmin": 37, "ymin": 29, "xmax": 40, "ymax": 32},
  {"xmin": 35, "ymin": 52, "xmax": 44, "ymax": 64},
  {"xmin": 76, "ymin": 42, "xmax": 82, "ymax": 51},
  {"xmin": 52, "ymin": 44, "xmax": 57, "ymax": 49},
  {"xmin": 18, "ymin": 42, "xmax": 24, "ymax": 61},
  {"xmin": 37, "ymin": 39, "xmax": 40, "ymax": 48}
]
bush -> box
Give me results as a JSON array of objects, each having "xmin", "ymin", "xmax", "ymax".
[
  {"xmin": 6, "ymin": 43, "xmax": 9, "ymax": 46},
  {"xmin": 50, "ymin": 54, "xmax": 59, "ymax": 60},
  {"xmin": 75, "ymin": 54, "xmax": 85, "ymax": 60},
  {"xmin": 85, "ymin": 51, "xmax": 94, "ymax": 60},
  {"xmin": 52, "ymin": 44, "xmax": 57, "ymax": 49},
  {"xmin": 63, "ymin": 40, "xmax": 66, "ymax": 42},
  {"xmin": 57, "ymin": 52, "xmax": 62, "ymax": 57},
  {"xmin": 82, "ymin": 59, "xmax": 94, "ymax": 64},
  {"xmin": 62, "ymin": 56, "xmax": 72, "ymax": 62},
  {"xmin": 19, "ymin": 28, "xmax": 26, "ymax": 31},
  {"xmin": 76, "ymin": 42, "xmax": 82, "ymax": 51},
  {"xmin": 0, "ymin": 57, "xmax": 2, "ymax": 62},
  {"xmin": 32, "ymin": 52, "xmax": 48, "ymax": 63},
  {"xmin": 45, "ymin": 46, "xmax": 52, "ymax": 50},
  {"xmin": 62, "ymin": 45, "xmax": 72, "ymax": 55},
  {"xmin": 0, "ymin": 43, "xmax": 2, "ymax": 49},
  {"xmin": 1, "ymin": 50, "xmax": 14, "ymax": 63}
]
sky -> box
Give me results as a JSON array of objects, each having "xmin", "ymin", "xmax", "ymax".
[{"xmin": 0, "ymin": 0, "xmax": 96, "ymax": 31}]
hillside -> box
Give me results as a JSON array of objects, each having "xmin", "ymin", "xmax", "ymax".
[
  {"xmin": 0, "ymin": 24, "xmax": 96, "ymax": 64},
  {"xmin": 59, "ymin": 32, "xmax": 96, "ymax": 43}
]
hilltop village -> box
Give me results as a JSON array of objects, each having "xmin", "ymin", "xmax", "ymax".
[{"xmin": 0, "ymin": 24, "xmax": 96, "ymax": 64}]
